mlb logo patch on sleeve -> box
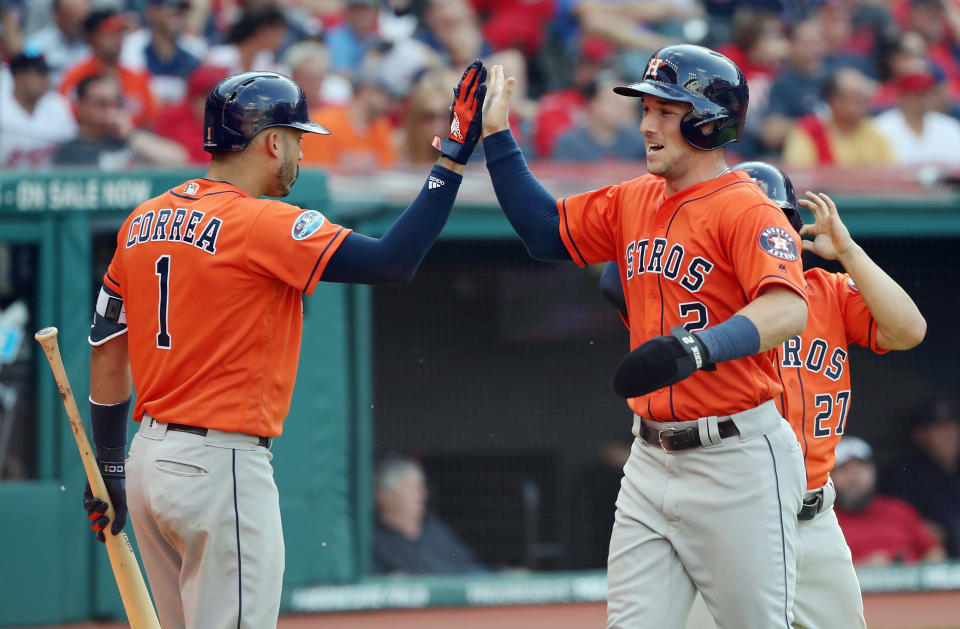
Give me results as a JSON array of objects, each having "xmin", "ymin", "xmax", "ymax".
[
  {"xmin": 757, "ymin": 226, "xmax": 799, "ymax": 261},
  {"xmin": 292, "ymin": 210, "xmax": 326, "ymax": 240}
]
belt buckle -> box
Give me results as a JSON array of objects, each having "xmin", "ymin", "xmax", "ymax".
[{"xmin": 657, "ymin": 427, "xmax": 679, "ymax": 453}]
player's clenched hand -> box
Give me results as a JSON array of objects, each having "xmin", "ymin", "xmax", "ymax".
[
  {"xmin": 433, "ymin": 59, "xmax": 487, "ymax": 164},
  {"xmin": 82, "ymin": 454, "xmax": 127, "ymax": 543},
  {"xmin": 482, "ymin": 64, "xmax": 515, "ymax": 138},
  {"xmin": 612, "ymin": 326, "xmax": 715, "ymax": 398},
  {"xmin": 798, "ymin": 191, "xmax": 854, "ymax": 261}
]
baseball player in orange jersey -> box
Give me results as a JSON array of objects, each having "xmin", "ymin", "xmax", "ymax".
[
  {"xmin": 602, "ymin": 162, "xmax": 927, "ymax": 629},
  {"xmin": 82, "ymin": 62, "xmax": 487, "ymax": 629},
  {"xmin": 482, "ymin": 46, "xmax": 808, "ymax": 628}
]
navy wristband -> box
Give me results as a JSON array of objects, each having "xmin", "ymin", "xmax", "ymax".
[
  {"xmin": 89, "ymin": 397, "xmax": 131, "ymax": 452},
  {"xmin": 695, "ymin": 315, "xmax": 761, "ymax": 364}
]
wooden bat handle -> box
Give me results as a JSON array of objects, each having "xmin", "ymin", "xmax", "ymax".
[{"xmin": 35, "ymin": 327, "xmax": 161, "ymax": 629}]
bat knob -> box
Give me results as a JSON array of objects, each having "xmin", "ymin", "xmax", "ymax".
[{"xmin": 35, "ymin": 326, "xmax": 59, "ymax": 341}]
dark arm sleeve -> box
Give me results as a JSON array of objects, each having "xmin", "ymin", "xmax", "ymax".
[
  {"xmin": 599, "ymin": 262, "xmax": 627, "ymax": 315},
  {"xmin": 483, "ymin": 129, "xmax": 570, "ymax": 261},
  {"xmin": 321, "ymin": 165, "xmax": 462, "ymax": 283}
]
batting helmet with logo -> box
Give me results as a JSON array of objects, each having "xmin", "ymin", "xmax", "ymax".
[
  {"xmin": 613, "ymin": 44, "xmax": 748, "ymax": 151},
  {"xmin": 203, "ymin": 72, "xmax": 330, "ymax": 153},
  {"xmin": 733, "ymin": 161, "xmax": 802, "ymax": 233}
]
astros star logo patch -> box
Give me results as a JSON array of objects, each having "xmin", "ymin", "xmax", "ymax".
[{"xmin": 757, "ymin": 226, "xmax": 799, "ymax": 261}]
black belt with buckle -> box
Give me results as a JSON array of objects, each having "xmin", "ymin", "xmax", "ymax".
[
  {"xmin": 167, "ymin": 423, "xmax": 270, "ymax": 448},
  {"xmin": 639, "ymin": 418, "xmax": 739, "ymax": 453},
  {"xmin": 798, "ymin": 489, "xmax": 824, "ymax": 521}
]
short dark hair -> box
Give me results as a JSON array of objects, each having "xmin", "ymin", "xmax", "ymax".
[
  {"xmin": 76, "ymin": 74, "xmax": 109, "ymax": 101},
  {"xmin": 225, "ymin": 8, "xmax": 287, "ymax": 44},
  {"xmin": 9, "ymin": 51, "xmax": 50, "ymax": 75}
]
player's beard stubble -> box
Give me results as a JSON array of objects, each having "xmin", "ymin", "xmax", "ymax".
[{"xmin": 270, "ymin": 155, "xmax": 300, "ymax": 197}]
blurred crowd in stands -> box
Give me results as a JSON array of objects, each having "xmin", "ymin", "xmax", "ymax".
[{"xmin": 4, "ymin": 0, "xmax": 960, "ymax": 172}]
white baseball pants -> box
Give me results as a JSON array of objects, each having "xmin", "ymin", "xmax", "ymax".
[
  {"xmin": 125, "ymin": 418, "xmax": 284, "ymax": 629},
  {"xmin": 607, "ymin": 400, "xmax": 805, "ymax": 629}
]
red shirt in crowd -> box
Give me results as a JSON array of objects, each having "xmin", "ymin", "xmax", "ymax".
[{"xmin": 835, "ymin": 494, "xmax": 943, "ymax": 564}]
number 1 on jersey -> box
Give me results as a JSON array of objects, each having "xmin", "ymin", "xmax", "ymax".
[{"xmin": 155, "ymin": 255, "xmax": 171, "ymax": 349}]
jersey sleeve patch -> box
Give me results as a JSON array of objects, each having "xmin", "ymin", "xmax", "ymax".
[
  {"xmin": 846, "ymin": 277, "xmax": 859, "ymax": 292},
  {"xmin": 757, "ymin": 226, "xmax": 799, "ymax": 261},
  {"xmin": 291, "ymin": 210, "xmax": 327, "ymax": 241}
]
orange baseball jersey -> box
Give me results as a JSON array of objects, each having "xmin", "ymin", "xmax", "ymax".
[
  {"xmin": 102, "ymin": 178, "xmax": 352, "ymax": 437},
  {"xmin": 774, "ymin": 267, "xmax": 887, "ymax": 490},
  {"xmin": 558, "ymin": 171, "xmax": 807, "ymax": 421}
]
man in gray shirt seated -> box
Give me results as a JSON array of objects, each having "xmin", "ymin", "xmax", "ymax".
[{"xmin": 372, "ymin": 453, "xmax": 487, "ymax": 575}]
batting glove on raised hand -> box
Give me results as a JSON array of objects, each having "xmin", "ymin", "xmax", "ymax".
[
  {"xmin": 612, "ymin": 326, "xmax": 716, "ymax": 398},
  {"xmin": 83, "ymin": 448, "xmax": 127, "ymax": 543},
  {"xmin": 432, "ymin": 59, "xmax": 487, "ymax": 164}
]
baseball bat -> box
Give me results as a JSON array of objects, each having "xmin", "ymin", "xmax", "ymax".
[{"xmin": 34, "ymin": 327, "xmax": 161, "ymax": 629}]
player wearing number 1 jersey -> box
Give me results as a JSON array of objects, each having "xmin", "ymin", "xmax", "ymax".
[{"xmin": 83, "ymin": 63, "xmax": 487, "ymax": 629}]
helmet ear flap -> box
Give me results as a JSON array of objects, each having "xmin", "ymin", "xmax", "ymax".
[{"xmin": 680, "ymin": 110, "xmax": 731, "ymax": 150}]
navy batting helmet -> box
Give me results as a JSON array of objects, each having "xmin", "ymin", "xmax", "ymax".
[
  {"xmin": 203, "ymin": 72, "xmax": 330, "ymax": 153},
  {"xmin": 733, "ymin": 161, "xmax": 802, "ymax": 233},
  {"xmin": 613, "ymin": 45, "xmax": 748, "ymax": 151}
]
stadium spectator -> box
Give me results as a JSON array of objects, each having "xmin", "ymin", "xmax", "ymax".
[
  {"xmin": 413, "ymin": 0, "xmax": 494, "ymax": 60},
  {"xmin": 53, "ymin": 74, "xmax": 186, "ymax": 168},
  {"xmin": 24, "ymin": 0, "xmax": 91, "ymax": 85},
  {"xmin": 896, "ymin": 0, "xmax": 960, "ymax": 102},
  {"xmin": 471, "ymin": 0, "xmax": 555, "ymax": 59},
  {"xmin": 884, "ymin": 400, "xmax": 960, "ymax": 557},
  {"xmin": 782, "ymin": 67, "xmax": 894, "ymax": 167},
  {"xmin": 550, "ymin": 72, "xmax": 644, "ymax": 161},
  {"xmin": 399, "ymin": 67, "xmax": 460, "ymax": 163},
  {"xmin": 205, "ymin": 7, "xmax": 288, "ymax": 75},
  {"xmin": 572, "ymin": 0, "xmax": 698, "ymax": 81},
  {"xmin": 532, "ymin": 35, "xmax": 613, "ymax": 159},
  {"xmin": 283, "ymin": 39, "xmax": 352, "ymax": 108},
  {"xmin": 119, "ymin": 0, "xmax": 206, "ymax": 104},
  {"xmin": 833, "ymin": 436, "xmax": 946, "ymax": 565},
  {"xmin": 762, "ymin": 16, "xmax": 828, "ymax": 154},
  {"xmin": 151, "ymin": 65, "xmax": 228, "ymax": 164},
  {"xmin": 874, "ymin": 66, "xmax": 960, "ymax": 166},
  {"xmin": 372, "ymin": 453, "xmax": 487, "ymax": 575},
  {"xmin": 0, "ymin": 52, "xmax": 77, "ymax": 170},
  {"xmin": 874, "ymin": 30, "xmax": 931, "ymax": 111},
  {"xmin": 58, "ymin": 9, "xmax": 156, "ymax": 128},
  {"xmin": 716, "ymin": 6, "xmax": 788, "ymax": 157},
  {"xmin": 300, "ymin": 55, "xmax": 397, "ymax": 170},
  {"xmin": 819, "ymin": 0, "xmax": 877, "ymax": 77},
  {"xmin": 326, "ymin": 0, "xmax": 384, "ymax": 76}
]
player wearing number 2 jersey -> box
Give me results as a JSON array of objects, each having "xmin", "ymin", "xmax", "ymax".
[
  {"xmin": 83, "ymin": 63, "xmax": 487, "ymax": 629},
  {"xmin": 603, "ymin": 162, "xmax": 927, "ymax": 629},
  {"xmin": 482, "ymin": 46, "xmax": 809, "ymax": 628}
]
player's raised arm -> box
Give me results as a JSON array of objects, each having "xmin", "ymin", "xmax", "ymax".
[
  {"xmin": 799, "ymin": 191, "xmax": 926, "ymax": 350},
  {"xmin": 480, "ymin": 65, "xmax": 571, "ymax": 261},
  {"xmin": 321, "ymin": 60, "xmax": 488, "ymax": 283}
]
